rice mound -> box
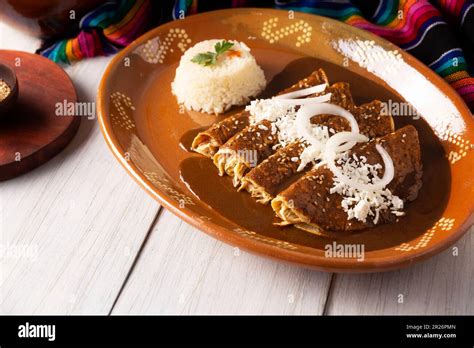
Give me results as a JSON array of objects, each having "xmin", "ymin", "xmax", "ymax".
[{"xmin": 171, "ymin": 39, "xmax": 266, "ymax": 114}]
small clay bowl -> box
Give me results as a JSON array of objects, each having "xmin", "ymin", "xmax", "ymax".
[{"xmin": 0, "ymin": 62, "xmax": 19, "ymax": 116}]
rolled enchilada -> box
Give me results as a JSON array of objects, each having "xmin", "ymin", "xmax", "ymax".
[
  {"xmin": 239, "ymin": 141, "xmax": 306, "ymax": 203},
  {"xmin": 191, "ymin": 112, "xmax": 250, "ymax": 157},
  {"xmin": 213, "ymin": 119, "xmax": 277, "ymax": 186},
  {"xmin": 213, "ymin": 69, "xmax": 330, "ymax": 186},
  {"xmin": 271, "ymin": 125, "xmax": 422, "ymax": 234}
]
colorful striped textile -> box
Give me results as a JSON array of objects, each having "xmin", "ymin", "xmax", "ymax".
[
  {"xmin": 272, "ymin": 0, "xmax": 474, "ymax": 110},
  {"xmin": 38, "ymin": 0, "xmax": 474, "ymax": 111},
  {"xmin": 39, "ymin": 0, "xmax": 152, "ymax": 65}
]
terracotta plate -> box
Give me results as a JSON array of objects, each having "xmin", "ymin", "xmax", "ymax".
[{"xmin": 97, "ymin": 8, "xmax": 474, "ymax": 272}]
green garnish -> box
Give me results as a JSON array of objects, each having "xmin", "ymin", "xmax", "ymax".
[{"xmin": 191, "ymin": 40, "xmax": 234, "ymax": 66}]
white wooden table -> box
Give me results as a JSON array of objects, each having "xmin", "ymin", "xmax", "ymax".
[{"xmin": 1, "ymin": 23, "xmax": 473, "ymax": 315}]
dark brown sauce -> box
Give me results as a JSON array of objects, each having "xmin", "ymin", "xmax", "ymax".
[{"xmin": 178, "ymin": 57, "xmax": 451, "ymax": 251}]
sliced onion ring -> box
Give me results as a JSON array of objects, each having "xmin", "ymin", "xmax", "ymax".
[
  {"xmin": 276, "ymin": 93, "xmax": 332, "ymax": 106},
  {"xmin": 325, "ymin": 131, "xmax": 368, "ymax": 155},
  {"xmin": 295, "ymin": 103, "xmax": 360, "ymax": 149},
  {"xmin": 374, "ymin": 144, "xmax": 395, "ymax": 188},
  {"xmin": 275, "ymin": 83, "xmax": 327, "ymax": 99},
  {"xmin": 325, "ymin": 134, "xmax": 395, "ymax": 192}
]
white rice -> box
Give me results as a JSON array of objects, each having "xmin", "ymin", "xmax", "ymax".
[{"xmin": 171, "ymin": 39, "xmax": 266, "ymax": 114}]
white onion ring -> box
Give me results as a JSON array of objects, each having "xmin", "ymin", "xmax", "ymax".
[
  {"xmin": 325, "ymin": 131, "xmax": 368, "ymax": 155},
  {"xmin": 325, "ymin": 135, "xmax": 395, "ymax": 192},
  {"xmin": 374, "ymin": 144, "xmax": 395, "ymax": 188},
  {"xmin": 275, "ymin": 83, "xmax": 327, "ymax": 99},
  {"xmin": 275, "ymin": 93, "xmax": 332, "ymax": 106},
  {"xmin": 295, "ymin": 103, "xmax": 360, "ymax": 149}
]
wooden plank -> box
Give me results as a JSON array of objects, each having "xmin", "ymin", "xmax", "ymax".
[
  {"xmin": 112, "ymin": 209, "xmax": 333, "ymax": 314},
  {"xmin": 0, "ymin": 23, "xmax": 160, "ymax": 314},
  {"xmin": 325, "ymin": 227, "xmax": 473, "ymax": 315},
  {"xmin": 0, "ymin": 22, "xmax": 40, "ymax": 51}
]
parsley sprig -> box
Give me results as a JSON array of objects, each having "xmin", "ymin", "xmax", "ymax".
[{"xmin": 191, "ymin": 40, "xmax": 234, "ymax": 66}]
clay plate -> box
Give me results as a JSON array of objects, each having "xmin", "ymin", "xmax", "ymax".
[{"xmin": 97, "ymin": 9, "xmax": 474, "ymax": 272}]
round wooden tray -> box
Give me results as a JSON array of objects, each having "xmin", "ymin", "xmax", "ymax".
[{"xmin": 0, "ymin": 50, "xmax": 79, "ymax": 180}]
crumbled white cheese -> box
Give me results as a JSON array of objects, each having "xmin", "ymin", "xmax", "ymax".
[
  {"xmin": 246, "ymin": 98, "xmax": 333, "ymax": 170},
  {"xmin": 353, "ymin": 200, "xmax": 371, "ymax": 222},
  {"xmin": 246, "ymin": 98, "xmax": 292, "ymax": 124},
  {"xmin": 330, "ymin": 153, "xmax": 404, "ymax": 223}
]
